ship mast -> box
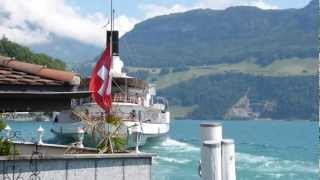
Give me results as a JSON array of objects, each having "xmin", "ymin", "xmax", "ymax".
[{"xmin": 109, "ymin": 0, "xmax": 114, "ymax": 59}]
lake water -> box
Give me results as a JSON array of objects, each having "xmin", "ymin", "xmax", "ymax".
[
  {"xmin": 143, "ymin": 120, "xmax": 318, "ymax": 180},
  {"xmin": 5, "ymin": 120, "xmax": 318, "ymax": 180}
]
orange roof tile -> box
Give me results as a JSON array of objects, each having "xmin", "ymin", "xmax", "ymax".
[
  {"xmin": 0, "ymin": 56, "xmax": 81, "ymax": 86},
  {"xmin": 0, "ymin": 56, "xmax": 80, "ymax": 85}
]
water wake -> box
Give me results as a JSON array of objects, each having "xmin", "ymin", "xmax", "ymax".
[
  {"xmin": 151, "ymin": 138, "xmax": 199, "ymax": 152},
  {"xmin": 237, "ymin": 152, "xmax": 317, "ymax": 178},
  {"xmin": 148, "ymin": 138, "xmax": 317, "ymax": 179},
  {"xmin": 155, "ymin": 156, "xmax": 192, "ymax": 164},
  {"xmin": 148, "ymin": 138, "xmax": 199, "ymax": 166}
]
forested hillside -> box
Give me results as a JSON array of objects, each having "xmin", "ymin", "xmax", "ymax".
[
  {"xmin": 159, "ymin": 74, "xmax": 318, "ymax": 120},
  {"xmin": 0, "ymin": 37, "xmax": 66, "ymax": 70},
  {"xmin": 119, "ymin": 0, "xmax": 318, "ymax": 120},
  {"xmin": 120, "ymin": 0, "xmax": 317, "ymax": 67}
]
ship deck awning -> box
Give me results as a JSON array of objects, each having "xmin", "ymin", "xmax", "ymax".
[{"xmin": 0, "ymin": 91, "xmax": 91, "ymax": 112}]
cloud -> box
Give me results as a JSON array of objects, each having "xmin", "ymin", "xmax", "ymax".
[
  {"xmin": 114, "ymin": 15, "xmax": 139, "ymax": 37},
  {"xmin": 140, "ymin": 4, "xmax": 190, "ymax": 19},
  {"xmin": 0, "ymin": 0, "xmax": 137, "ymax": 47},
  {"xmin": 197, "ymin": 0, "xmax": 278, "ymax": 10},
  {"xmin": 250, "ymin": 0, "xmax": 279, "ymax": 10},
  {"xmin": 0, "ymin": 0, "xmax": 278, "ymax": 47},
  {"xmin": 141, "ymin": 0, "xmax": 278, "ymax": 18}
]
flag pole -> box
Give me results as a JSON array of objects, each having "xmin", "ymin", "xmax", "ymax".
[
  {"xmin": 109, "ymin": 0, "xmax": 114, "ymax": 153},
  {"xmin": 110, "ymin": 0, "xmax": 113, "ymax": 58},
  {"xmin": 109, "ymin": 0, "xmax": 113, "ymax": 111}
]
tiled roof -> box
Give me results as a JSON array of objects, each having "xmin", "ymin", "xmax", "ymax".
[
  {"xmin": 0, "ymin": 56, "xmax": 80, "ymax": 86},
  {"xmin": 0, "ymin": 66, "xmax": 64, "ymax": 86}
]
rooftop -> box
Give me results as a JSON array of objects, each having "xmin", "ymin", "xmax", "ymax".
[
  {"xmin": 0, "ymin": 56, "xmax": 80, "ymax": 86},
  {"xmin": 0, "ymin": 56, "xmax": 89, "ymax": 112}
]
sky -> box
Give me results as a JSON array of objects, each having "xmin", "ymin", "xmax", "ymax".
[{"xmin": 0, "ymin": 0, "xmax": 312, "ymax": 48}]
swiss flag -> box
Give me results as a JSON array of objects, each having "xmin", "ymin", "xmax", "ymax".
[{"xmin": 89, "ymin": 43, "xmax": 113, "ymax": 112}]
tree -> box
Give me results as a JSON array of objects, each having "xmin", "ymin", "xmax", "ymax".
[
  {"xmin": 0, "ymin": 37, "xmax": 66, "ymax": 70},
  {"xmin": 0, "ymin": 114, "xmax": 13, "ymax": 155}
]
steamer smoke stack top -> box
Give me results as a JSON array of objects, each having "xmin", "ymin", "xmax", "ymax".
[{"xmin": 107, "ymin": 31, "xmax": 119, "ymax": 56}]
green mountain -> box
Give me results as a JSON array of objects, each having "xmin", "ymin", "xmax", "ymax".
[
  {"xmin": 124, "ymin": 57, "xmax": 317, "ymax": 121},
  {"xmin": 0, "ymin": 37, "xmax": 66, "ymax": 70},
  {"xmin": 159, "ymin": 73, "xmax": 318, "ymax": 120},
  {"xmin": 120, "ymin": 0, "xmax": 318, "ymax": 120},
  {"xmin": 120, "ymin": 0, "xmax": 317, "ymax": 67}
]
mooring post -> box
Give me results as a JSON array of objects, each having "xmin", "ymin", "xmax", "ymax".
[
  {"xmin": 200, "ymin": 123, "xmax": 222, "ymax": 180},
  {"xmin": 200, "ymin": 123, "xmax": 222, "ymax": 143},
  {"xmin": 202, "ymin": 140, "xmax": 222, "ymax": 180},
  {"xmin": 222, "ymin": 139, "xmax": 236, "ymax": 180}
]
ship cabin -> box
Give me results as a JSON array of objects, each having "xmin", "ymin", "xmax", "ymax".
[
  {"xmin": 80, "ymin": 75, "xmax": 156, "ymax": 108},
  {"xmin": 111, "ymin": 76, "xmax": 155, "ymax": 107}
]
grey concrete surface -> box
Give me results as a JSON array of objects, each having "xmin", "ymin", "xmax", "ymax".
[{"xmin": 0, "ymin": 153, "xmax": 153, "ymax": 180}]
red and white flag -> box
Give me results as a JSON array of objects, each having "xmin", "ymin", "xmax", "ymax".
[{"xmin": 89, "ymin": 44, "xmax": 112, "ymax": 112}]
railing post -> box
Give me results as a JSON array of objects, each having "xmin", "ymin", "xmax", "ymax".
[
  {"xmin": 130, "ymin": 123, "xmax": 141, "ymax": 153},
  {"xmin": 4, "ymin": 125, "xmax": 11, "ymax": 140},
  {"xmin": 222, "ymin": 139, "xmax": 236, "ymax": 180},
  {"xmin": 78, "ymin": 127, "xmax": 85, "ymax": 148},
  {"xmin": 37, "ymin": 126, "xmax": 44, "ymax": 144}
]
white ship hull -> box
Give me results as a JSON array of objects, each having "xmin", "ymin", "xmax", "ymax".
[
  {"xmin": 51, "ymin": 117, "xmax": 170, "ymax": 148},
  {"xmin": 51, "ymin": 103, "xmax": 170, "ymax": 148}
]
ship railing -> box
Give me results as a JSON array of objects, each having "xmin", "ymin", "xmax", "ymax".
[
  {"xmin": 111, "ymin": 110, "xmax": 140, "ymax": 122},
  {"xmin": 71, "ymin": 94, "xmax": 145, "ymax": 107},
  {"xmin": 112, "ymin": 94, "xmax": 144, "ymax": 105}
]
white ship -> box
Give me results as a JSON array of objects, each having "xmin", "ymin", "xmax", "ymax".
[{"xmin": 51, "ymin": 56, "xmax": 170, "ymax": 148}]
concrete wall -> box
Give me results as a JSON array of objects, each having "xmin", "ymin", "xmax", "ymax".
[
  {"xmin": 0, "ymin": 154, "xmax": 152, "ymax": 180},
  {"xmin": 14, "ymin": 142, "xmax": 98, "ymax": 155}
]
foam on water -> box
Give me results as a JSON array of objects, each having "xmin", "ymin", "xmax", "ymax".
[
  {"xmin": 155, "ymin": 156, "xmax": 192, "ymax": 164},
  {"xmin": 147, "ymin": 138, "xmax": 199, "ymax": 166},
  {"xmin": 149, "ymin": 138, "xmax": 317, "ymax": 180},
  {"xmin": 149, "ymin": 138, "xmax": 201, "ymax": 180},
  {"xmin": 149, "ymin": 138, "xmax": 199, "ymax": 153},
  {"xmin": 237, "ymin": 152, "xmax": 318, "ymax": 178}
]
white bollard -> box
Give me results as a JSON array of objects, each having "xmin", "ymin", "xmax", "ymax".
[
  {"xmin": 200, "ymin": 123, "xmax": 223, "ymax": 158},
  {"xmin": 37, "ymin": 126, "xmax": 44, "ymax": 144},
  {"xmin": 200, "ymin": 123, "xmax": 223, "ymax": 143},
  {"xmin": 201, "ymin": 140, "xmax": 222, "ymax": 180},
  {"xmin": 222, "ymin": 139, "xmax": 236, "ymax": 180}
]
